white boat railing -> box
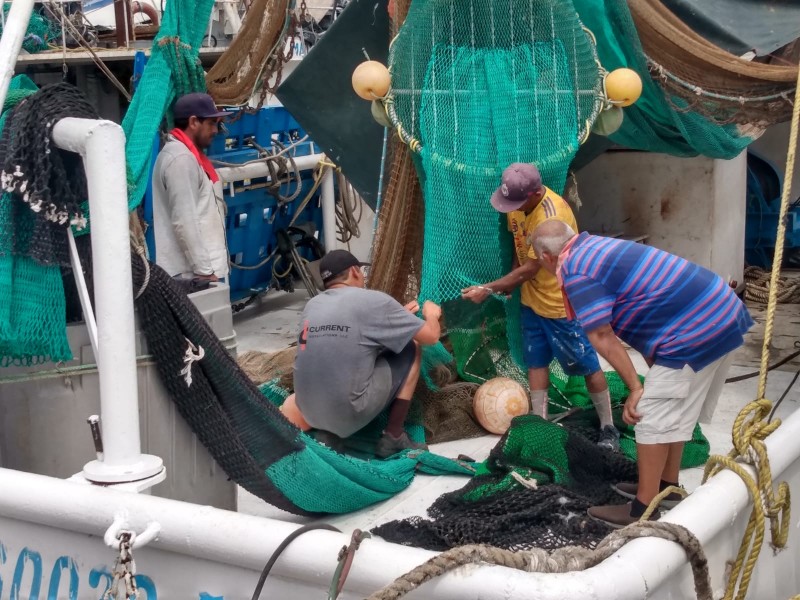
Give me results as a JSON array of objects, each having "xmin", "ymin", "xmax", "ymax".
[{"xmin": 1, "ymin": 405, "xmax": 799, "ymax": 599}]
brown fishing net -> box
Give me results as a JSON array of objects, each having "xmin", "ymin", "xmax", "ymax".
[
  {"xmin": 238, "ymin": 347, "xmax": 297, "ymax": 388},
  {"xmin": 365, "ymin": 0, "xmax": 424, "ymax": 304},
  {"xmin": 206, "ymin": 0, "xmax": 291, "ymax": 106},
  {"xmin": 630, "ymin": 0, "xmax": 799, "ymax": 126}
]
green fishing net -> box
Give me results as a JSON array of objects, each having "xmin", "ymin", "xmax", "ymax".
[
  {"xmin": 0, "ymin": 4, "xmax": 60, "ymax": 54},
  {"xmin": 122, "ymin": 0, "xmax": 215, "ymax": 213},
  {"xmin": 0, "ymin": 75, "xmax": 72, "ymax": 366}
]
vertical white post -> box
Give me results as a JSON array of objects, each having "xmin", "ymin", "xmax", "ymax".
[
  {"xmin": 0, "ymin": 0, "xmax": 35, "ymax": 111},
  {"xmin": 320, "ymin": 167, "xmax": 337, "ymax": 252},
  {"xmin": 52, "ymin": 117, "xmax": 163, "ymax": 484}
]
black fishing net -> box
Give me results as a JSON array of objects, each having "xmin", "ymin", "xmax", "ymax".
[
  {"xmin": 372, "ymin": 415, "xmax": 638, "ymax": 551},
  {"xmin": 131, "ymin": 254, "xmax": 310, "ymax": 515},
  {"xmin": 0, "ymin": 83, "xmax": 98, "ymax": 266}
]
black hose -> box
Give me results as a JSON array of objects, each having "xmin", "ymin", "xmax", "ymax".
[
  {"xmin": 251, "ymin": 523, "xmax": 341, "ymax": 600},
  {"xmin": 725, "ymin": 343, "xmax": 800, "ymax": 383},
  {"xmin": 768, "ymin": 367, "xmax": 800, "ymax": 424}
]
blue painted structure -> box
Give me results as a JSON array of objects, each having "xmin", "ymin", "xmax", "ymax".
[
  {"xmin": 139, "ymin": 86, "xmax": 326, "ymax": 303},
  {"xmin": 207, "ymin": 108, "xmax": 325, "ymax": 302},
  {"xmin": 745, "ymin": 151, "xmax": 800, "ymax": 268}
]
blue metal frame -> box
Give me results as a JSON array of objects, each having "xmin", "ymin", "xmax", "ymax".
[{"xmin": 208, "ymin": 107, "xmax": 325, "ymax": 302}]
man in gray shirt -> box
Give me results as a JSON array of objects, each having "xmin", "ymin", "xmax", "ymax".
[{"xmin": 290, "ymin": 250, "xmax": 442, "ymax": 458}]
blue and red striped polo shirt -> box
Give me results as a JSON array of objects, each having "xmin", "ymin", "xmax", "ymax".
[{"xmin": 560, "ymin": 233, "xmax": 753, "ymax": 371}]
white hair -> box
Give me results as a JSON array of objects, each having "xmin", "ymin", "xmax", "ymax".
[{"xmin": 531, "ymin": 220, "xmax": 576, "ymax": 257}]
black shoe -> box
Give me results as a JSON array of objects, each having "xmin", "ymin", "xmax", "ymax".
[
  {"xmin": 613, "ymin": 482, "xmax": 685, "ymax": 509},
  {"xmin": 375, "ymin": 431, "xmax": 428, "ymax": 459}
]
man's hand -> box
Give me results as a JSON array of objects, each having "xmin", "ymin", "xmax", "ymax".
[
  {"xmin": 404, "ymin": 300, "xmax": 420, "ymax": 314},
  {"xmin": 194, "ymin": 273, "xmax": 219, "ymax": 282},
  {"xmin": 623, "ymin": 387, "xmax": 644, "ymax": 426},
  {"xmin": 461, "ymin": 285, "xmax": 493, "ymax": 304},
  {"xmin": 422, "ymin": 300, "xmax": 442, "ymax": 320}
]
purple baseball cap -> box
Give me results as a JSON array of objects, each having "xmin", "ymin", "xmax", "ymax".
[
  {"xmin": 490, "ymin": 163, "xmax": 543, "ymax": 213},
  {"xmin": 173, "ymin": 93, "xmax": 232, "ymax": 120}
]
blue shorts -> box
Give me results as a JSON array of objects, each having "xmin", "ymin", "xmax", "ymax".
[{"xmin": 520, "ymin": 307, "xmax": 601, "ymax": 376}]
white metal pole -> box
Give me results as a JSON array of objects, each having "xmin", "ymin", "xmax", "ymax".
[
  {"xmin": 320, "ymin": 166, "xmax": 336, "ymax": 251},
  {"xmin": 215, "ymin": 151, "xmax": 324, "ymax": 183},
  {"xmin": 67, "ymin": 228, "xmax": 99, "ymax": 359},
  {"xmin": 0, "ymin": 0, "xmax": 35, "ymax": 111},
  {"xmin": 52, "ymin": 118, "xmax": 163, "ymax": 484},
  {"xmin": 222, "ymin": 0, "xmax": 242, "ymax": 35}
]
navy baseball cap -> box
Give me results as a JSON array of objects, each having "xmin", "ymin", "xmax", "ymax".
[
  {"xmin": 490, "ymin": 163, "xmax": 543, "ymax": 213},
  {"xmin": 319, "ymin": 250, "xmax": 370, "ymax": 284},
  {"xmin": 173, "ymin": 93, "xmax": 232, "ymax": 120}
]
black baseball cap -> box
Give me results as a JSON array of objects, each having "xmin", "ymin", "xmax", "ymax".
[
  {"xmin": 319, "ymin": 250, "xmax": 370, "ymax": 284},
  {"xmin": 173, "ymin": 93, "xmax": 232, "ymax": 120}
]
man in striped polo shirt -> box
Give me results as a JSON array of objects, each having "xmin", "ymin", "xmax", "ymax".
[{"xmin": 531, "ymin": 219, "xmax": 753, "ymax": 528}]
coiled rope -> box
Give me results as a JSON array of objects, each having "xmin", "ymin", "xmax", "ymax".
[{"xmin": 365, "ymin": 521, "xmax": 712, "ymax": 600}]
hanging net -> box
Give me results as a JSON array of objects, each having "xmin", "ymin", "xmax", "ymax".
[
  {"xmin": 573, "ymin": 0, "xmax": 759, "ymax": 157},
  {"xmin": 205, "ymin": 0, "xmax": 292, "ymax": 106},
  {"xmin": 0, "ymin": 80, "xmax": 100, "ymax": 366},
  {"xmin": 122, "ymin": 0, "xmax": 215, "ymax": 213},
  {"xmin": 628, "ymin": 0, "xmax": 798, "ymax": 128},
  {"xmin": 0, "ymin": 4, "xmax": 61, "ymax": 54}
]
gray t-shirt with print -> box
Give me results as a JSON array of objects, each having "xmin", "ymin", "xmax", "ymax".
[{"xmin": 293, "ymin": 286, "xmax": 424, "ymax": 437}]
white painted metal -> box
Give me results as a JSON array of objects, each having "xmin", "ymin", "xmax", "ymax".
[
  {"xmin": 1, "ymin": 405, "xmax": 799, "ymax": 599},
  {"xmin": 217, "ymin": 151, "xmax": 338, "ymax": 251},
  {"xmin": 0, "ymin": 0, "xmax": 35, "ymax": 111},
  {"xmin": 321, "ymin": 165, "xmax": 337, "ymax": 251},
  {"xmin": 221, "ymin": 0, "xmax": 242, "ymax": 35},
  {"xmin": 51, "ymin": 118, "xmax": 163, "ymax": 485},
  {"xmin": 216, "ymin": 151, "xmax": 324, "ymax": 183},
  {"xmin": 67, "ymin": 228, "xmax": 99, "ymax": 359}
]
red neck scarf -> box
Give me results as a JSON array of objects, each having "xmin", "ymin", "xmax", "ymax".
[{"xmin": 170, "ymin": 128, "xmax": 219, "ymax": 183}]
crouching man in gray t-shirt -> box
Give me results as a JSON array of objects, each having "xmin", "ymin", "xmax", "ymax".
[{"xmin": 287, "ymin": 250, "xmax": 442, "ymax": 458}]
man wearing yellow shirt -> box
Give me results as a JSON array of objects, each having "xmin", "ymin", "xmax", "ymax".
[{"xmin": 462, "ymin": 163, "xmax": 620, "ymax": 451}]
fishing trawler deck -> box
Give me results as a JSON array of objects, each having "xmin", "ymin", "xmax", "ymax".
[{"xmin": 232, "ymin": 287, "xmax": 800, "ymax": 532}]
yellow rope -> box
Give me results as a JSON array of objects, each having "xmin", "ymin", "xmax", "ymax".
[
  {"xmin": 640, "ymin": 485, "xmax": 689, "ymax": 521},
  {"xmin": 699, "ymin": 58, "xmax": 800, "ymax": 600}
]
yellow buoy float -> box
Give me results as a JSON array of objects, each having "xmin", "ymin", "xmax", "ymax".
[
  {"xmin": 352, "ymin": 60, "xmax": 391, "ymax": 100},
  {"xmin": 605, "ymin": 67, "xmax": 642, "ymax": 107}
]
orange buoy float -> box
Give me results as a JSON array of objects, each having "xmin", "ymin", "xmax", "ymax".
[
  {"xmin": 352, "ymin": 60, "xmax": 391, "ymax": 100},
  {"xmin": 605, "ymin": 67, "xmax": 642, "ymax": 107},
  {"xmin": 473, "ymin": 377, "xmax": 529, "ymax": 435}
]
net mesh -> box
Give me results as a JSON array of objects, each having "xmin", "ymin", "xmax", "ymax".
[
  {"xmin": 122, "ymin": 0, "xmax": 215, "ymax": 213},
  {"xmin": 0, "ymin": 78, "xmax": 93, "ymax": 366},
  {"xmin": 373, "ymin": 415, "xmax": 638, "ymax": 551},
  {"xmin": 0, "ymin": 4, "xmax": 60, "ymax": 54},
  {"xmin": 629, "ymin": 0, "xmax": 798, "ymax": 127}
]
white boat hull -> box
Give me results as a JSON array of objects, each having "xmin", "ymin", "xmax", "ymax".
[{"xmin": 2, "ymin": 405, "xmax": 800, "ymax": 599}]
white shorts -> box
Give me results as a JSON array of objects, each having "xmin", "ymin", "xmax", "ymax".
[{"xmin": 635, "ymin": 352, "xmax": 734, "ymax": 445}]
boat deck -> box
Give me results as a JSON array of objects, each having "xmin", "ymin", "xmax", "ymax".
[{"xmin": 232, "ymin": 289, "xmax": 800, "ymax": 532}]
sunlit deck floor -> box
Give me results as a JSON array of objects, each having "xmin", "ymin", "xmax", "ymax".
[{"xmin": 232, "ymin": 289, "xmax": 800, "ymax": 532}]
